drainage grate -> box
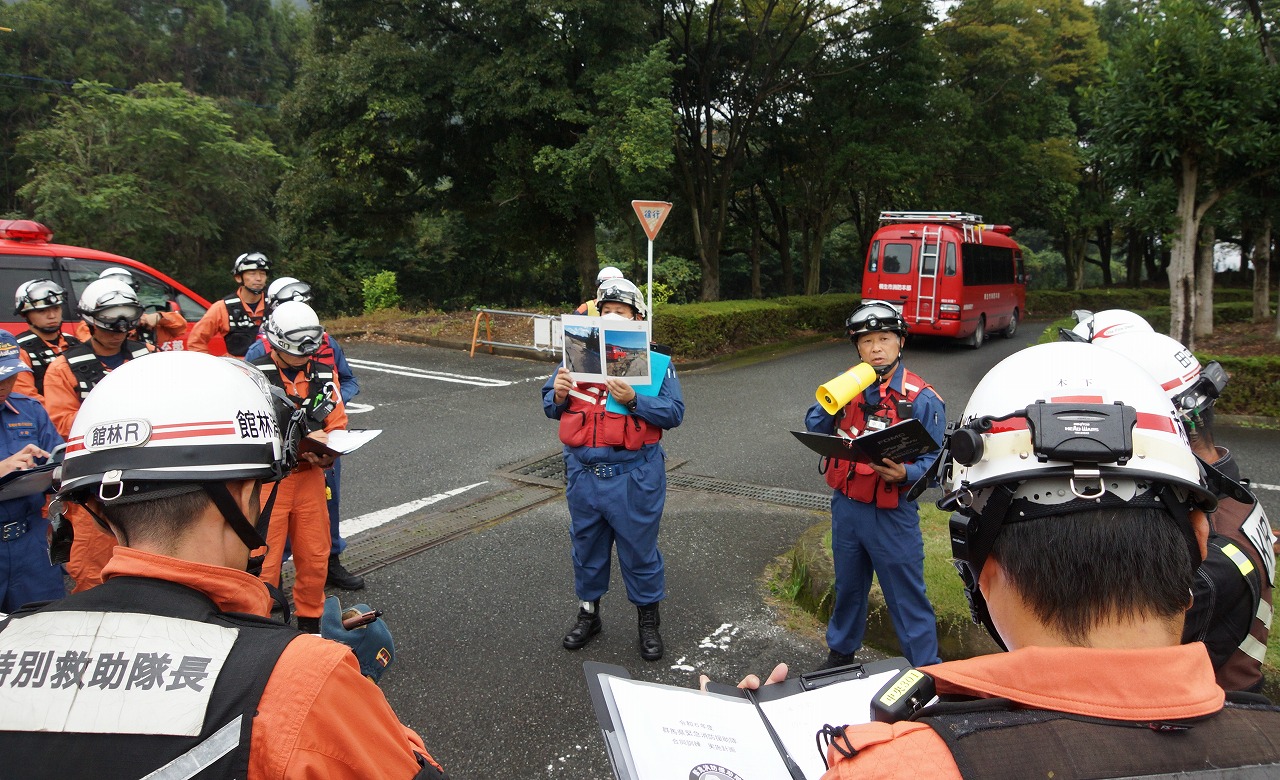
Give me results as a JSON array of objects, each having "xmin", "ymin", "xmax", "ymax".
[
  {"xmin": 501, "ymin": 449, "xmax": 832, "ymax": 512},
  {"xmin": 666, "ymin": 472, "xmax": 831, "ymax": 511}
]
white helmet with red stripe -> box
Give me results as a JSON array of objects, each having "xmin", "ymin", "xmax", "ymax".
[
  {"xmin": 942, "ymin": 342, "xmax": 1213, "ymax": 509},
  {"xmin": 1068, "ymin": 309, "xmax": 1155, "ymax": 342},
  {"xmin": 938, "ymin": 342, "xmax": 1217, "ymax": 648},
  {"xmin": 1092, "ymin": 331, "xmax": 1227, "ymax": 419},
  {"xmin": 59, "ymin": 351, "xmax": 298, "ymax": 501}
]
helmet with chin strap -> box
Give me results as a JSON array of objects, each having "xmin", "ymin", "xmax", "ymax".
[
  {"xmin": 57, "ymin": 351, "xmax": 303, "ymax": 553},
  {"xmin": 936, "ymin": 342, "xmax": 1218, "ymax": 649},
  {"xmin": 845, "ymin": 300, "xmax": 906, "ymax": 376}
]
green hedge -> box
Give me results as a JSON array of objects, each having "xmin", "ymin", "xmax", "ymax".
[
  {"xmin": 654, "ymin": 294, "xmax": 857, "ymax": 358},
  {"xmin": 1026, "ymin": 288, "xmax": 1259, "ymax": 321}
]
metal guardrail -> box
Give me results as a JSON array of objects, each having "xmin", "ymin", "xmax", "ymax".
[{"xmin": 470, "ymin": 308, "xmax": 563, "ymax": 358}]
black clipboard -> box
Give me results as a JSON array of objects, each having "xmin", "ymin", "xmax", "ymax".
[
  {"xmin": 792, "ymin": 418, "xmax": 939, "ymax": 465},
  {"xmin": 0, "ymin": 462, "xmax": 57, "ymax": 501},
  {"xmin": 584, "ymin": 657, "xmax": 911, "ymax": 780}
]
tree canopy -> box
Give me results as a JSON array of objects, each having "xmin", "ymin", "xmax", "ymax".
[{"xmin": 0, "ymin": 0, "xmax": 1276, "ymax": 329}]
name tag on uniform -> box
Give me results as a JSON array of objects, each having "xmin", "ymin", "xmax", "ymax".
[{"xmin": 0, "ymin": 611, "xmax": 237, "ymax": 736}]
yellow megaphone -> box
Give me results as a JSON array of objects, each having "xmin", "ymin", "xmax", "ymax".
[{"xmin": 816, "ymin": 363, "xmax": 879, "ymax": 415}]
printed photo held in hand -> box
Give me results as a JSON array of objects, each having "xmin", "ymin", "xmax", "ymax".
[{"xmin": 561, "ymin": 313, "xmax": 651, "ymax": 384}]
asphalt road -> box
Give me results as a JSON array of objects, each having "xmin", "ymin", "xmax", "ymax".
[{"xmin": 328, "ymin": 326, "xmax": 1279, "ymax": 780}]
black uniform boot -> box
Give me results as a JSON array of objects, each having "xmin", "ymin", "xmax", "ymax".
[
  {"xmin": 637, "ymin": 602, "xmax": 663, "ymax": 661},
  {"xmin": 563, "ymin": 600, "xmax": 602, "ymax": 650},
  {"xmin": 326, "ymin": 554, "xmax": 365, "ymax": 590}
]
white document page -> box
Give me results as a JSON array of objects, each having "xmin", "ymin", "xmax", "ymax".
[
  {"xmin": 757, "ymin": 669, "xmax": 901, "ymax": 780},
  {"xmin": 326, "ymin": 429, "xmax": 382, "ymax": 454},
  {"xmin": 606, "ymin": 676, "xmax": 793, "ymax": 780}
]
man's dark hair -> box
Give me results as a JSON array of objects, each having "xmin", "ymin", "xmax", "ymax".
[
  {"xmin": 100, "ymin": 489, "xmax": 213, "ymax": 547},
  {"xmin": 990, "ymin": 506, "xmax": 1193, "ymax": 644}
]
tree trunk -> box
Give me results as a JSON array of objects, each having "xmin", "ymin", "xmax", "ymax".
[
  {"xmin": 1253, "ymin": 218, "xmax": 1272, "ymax": 322},
  {"xmin": 804, "ymin": 231, "xmax": 826, "ymax": 296},
  {"xmin": 573, "ymin": 210, "xmax": 599, "ymax": 299},
  {"xmin": 1063, "ymin": 231, "xmax": 1088, "ymax": 290},
  {"xmin": 1170, "ymin": 156, "xmax": 1200, "ymax": 347},
  {"xmin": 1095, "ymin": 222, "xmax": 1114, "ymax": 287},
  {"xmin": 1194, "ymin": 224, "xmax": 1214, "ymax": 339},
  {"xmin": 750, "ymin": 216, "xmax": 763, "ymax": 299},
  {"xmin": 1125, "ymin": 227, "xmax": 1143, "ymax": 285}
]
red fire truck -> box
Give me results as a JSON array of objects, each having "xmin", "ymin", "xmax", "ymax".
[{"xmin": 859, "ymin": 211, "xmax": 1026, "ymax": 349}]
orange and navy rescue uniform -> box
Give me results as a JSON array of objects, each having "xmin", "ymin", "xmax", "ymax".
[{"xmin": 251, "ymin": 353, "xmax": 346, "ymax": 621}]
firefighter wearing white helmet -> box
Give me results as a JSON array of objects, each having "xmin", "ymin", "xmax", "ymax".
[
  {"xmin": 804, "ymin": 298, "xmax": 945, "ymax": 670},
  {"xmin": 0, "ymin": 352, "xmax": 447, "ymax": 779},
  {"xmin": 187, "ymin": 252, "xmax": 271, "ymax": 356},
  {"xmin": 789, "ymin": 341, "xmax": 1280, "ymax": 780},
  {"xmin": 544, "ymin": 273, "xmax": 683, "ymax": 660},
  {"xmin": 41, "ymin": 278, "xmax": 154, "ymax": 591},
  {"xmin": 574, "ymin": 265, "xmax": 629, "ymax": 316},
  {"xmin": 247, "ymin": 282, "xmax": 366, "ymax": 591},
  {"xmin": 249, "ymin": 300, "xmax": 349, "ymax": 634},
  {"xmin": 1095, "ymin": 330, "xmax": 1274, "ymax": 692},
  {"xmin": 12, "ymin": 279, "xmax": 80, "ymax": 399},
  {"xmin": 78, "ymin": 266, "xmax": 188, "ymax": 350}
]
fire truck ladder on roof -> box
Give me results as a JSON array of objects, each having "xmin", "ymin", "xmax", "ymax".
[
  {"xmin": 916, "ymin": 225, "xmax": 941, "ymax": 324},
  {"xmin": 879, "ymin": 211, "xmax": 987, "ymax": 244}
]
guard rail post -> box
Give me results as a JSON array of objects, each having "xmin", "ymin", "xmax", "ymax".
[{"xmin": 469, "ymin": 308, "xmax": 563, "ymax": 358}]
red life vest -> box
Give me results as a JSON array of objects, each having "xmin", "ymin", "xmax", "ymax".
[
  {"xmin": 824, "ymin": 367, "xmax": 933, "ymax": 509},
  {"xmin": 558, "ymin": 382, "xmax": 662, "ymax": 450}
]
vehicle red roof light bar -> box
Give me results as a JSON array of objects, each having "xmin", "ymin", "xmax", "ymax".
[{"xmin": 0, "ymin": 219, "xmax": 54, "ymax": 243}]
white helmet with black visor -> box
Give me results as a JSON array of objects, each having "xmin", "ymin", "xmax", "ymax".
[
  {"xmin": 78, "ymin": 278, "xmax": 143, "ymax": 333},
  {"xmin": 263, "ymin": 300, "xmax": 324, "ymax": 357},
  {"xmin": 15, "ymin": 279, "xmax": 66, "ymax": 315}
]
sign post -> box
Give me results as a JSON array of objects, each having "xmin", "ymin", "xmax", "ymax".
[{"xmin": 630, "ymin": 200, "xmax": 672, "ymax": 321}]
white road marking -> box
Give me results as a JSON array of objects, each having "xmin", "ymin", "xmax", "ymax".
[
  {"xmin": 1251, "ymin": 481, "xmax": 1280, "ymax": 493},
  {"xmin": 346, "ymin": 358, "xmax": 511, "ymax": 387},
  {"xmin": 340, "ymin": 482, "xmax": 487, "ymax": 537},
  {"xmin": 345, "ymin": 402, "xmax": 375, "ymax": 414}
]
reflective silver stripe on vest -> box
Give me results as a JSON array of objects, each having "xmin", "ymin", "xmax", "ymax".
[{"xmin": 139, "ymin": 715, "xmax": 243, "ymax": 780}]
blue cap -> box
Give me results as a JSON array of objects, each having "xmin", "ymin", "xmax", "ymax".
[{"xmin": 0, "ymin": 332, "xmax": 33, "ymax": 380}]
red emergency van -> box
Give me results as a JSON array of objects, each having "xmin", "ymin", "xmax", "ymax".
[
  {"xmin": 860, "ymin": 211, "xmax": 1026, "ymax": 349},
  {"xmin": 0, "ymin": 219, "xmax": 210, "ymax": 348}
]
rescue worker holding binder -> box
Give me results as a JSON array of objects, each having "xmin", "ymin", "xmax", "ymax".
[
  {"xmin": 543, "ymin": 278, "xmax": 684, "ymax": 661},
  {"xmin": 248, "ymin": 300, "xmax": 346, "ymax": 635},
  {"xmin": 0, "ymin": 351, "xmax": 446, "ymax": 779},
  {"xmin": 805, "ymin": 300, "xmax": 945, "ymax": 669}
]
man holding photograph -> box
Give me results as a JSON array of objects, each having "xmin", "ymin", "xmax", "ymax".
[{"xmin": 542, "ymin": 279, "xmax": 684, "ymax": 661}]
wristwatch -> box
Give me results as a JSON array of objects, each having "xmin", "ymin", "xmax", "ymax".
[{"xmin": 625, "ymin": 397, "xmax": 639, "ymax": 413}]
